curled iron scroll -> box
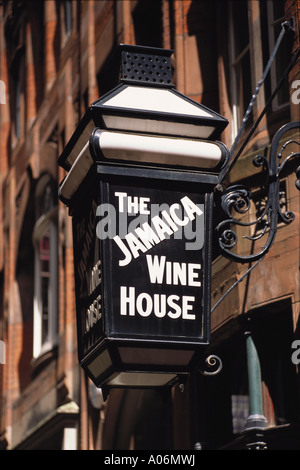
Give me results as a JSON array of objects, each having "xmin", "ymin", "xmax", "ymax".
[{"xmin": 199, "ymin": 355, "xmax": 223, "ymax": 376}]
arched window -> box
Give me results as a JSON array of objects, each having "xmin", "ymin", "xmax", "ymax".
[{"xmin": 32, "ymin": 175, "xmax": 58, "ymax": 359}]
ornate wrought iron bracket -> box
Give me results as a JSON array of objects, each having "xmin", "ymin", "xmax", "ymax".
[{"xmin": 215, "ymin": 121, "xmax": 300, "ymax": 265}]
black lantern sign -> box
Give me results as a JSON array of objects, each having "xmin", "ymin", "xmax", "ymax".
[{"xmin": 58, "ymin": 45, "xmax": 229, "ymax": 389}]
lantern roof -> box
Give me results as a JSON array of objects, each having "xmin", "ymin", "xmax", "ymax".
[{"xmin": 58, "ymin": 44, "xmax": 228, "ymax": 171}]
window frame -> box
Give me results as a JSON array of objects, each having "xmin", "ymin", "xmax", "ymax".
[
  {"xmin": 61, "ymin": 0, "xmax": 73, "ymax": 46},
  {"xmin": 14, "ymin": 70, "xmax": 21, "ymax": 140},
  {"xmin": 266, "ymin": 1, "xmax": 290, "ymax": 111},
  {"xmin": 32, "ymin": 181, "xmax": 58, "ymax": 359},
  {"xmin": 227, "ymin": 0, "xmax": 252, "ymax": 141}
]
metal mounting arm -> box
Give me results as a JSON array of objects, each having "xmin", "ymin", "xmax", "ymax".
[{"xmin": 216, "ymin": 121, "xmax": 300, "ymax": 264}]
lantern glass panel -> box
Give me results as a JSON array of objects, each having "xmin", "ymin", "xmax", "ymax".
[
  {"xmin": 107, "ymin": 372, "xmax": 178, "ymax": 387},
  {"xmin": 118, "ymin": 347, "xmax": 194, "ymax": 366},
  {"xmin": 87, "ymin": 349, "xmax": 112, "ymax": 379}
]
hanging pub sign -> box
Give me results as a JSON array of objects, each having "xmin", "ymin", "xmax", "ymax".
[
  {"xmin": 104, "ymin": 183, "xmax": 206, "ymax": 343},
  {"xmin": 69, "ymin": 166, "xmax": 215, "ymax": 389},
  {"xmin": 58, "ymin": 44, "xmax": 229, "ymax": 389}
]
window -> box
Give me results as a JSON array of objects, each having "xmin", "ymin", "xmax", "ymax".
[
  {"xmin": 228, "ymin": 0, "xmax": 253, "ymax": 139},
  {"xmin": 267, "ymin": 1, "xmax": 291, "ymax": 109},
  {"xmin": 64, "ymin": 0, "xmax": 73, "ymax": 38},
  {"xmin": 132, "ymin": 0, "xmax": 163, "ymax": 48},
  {"xmin": 14, "ymin": 71, "xmax": 21, "ymax": 139},
  {"xmin": 33, "ymin": 177, "xmax": 58, "ymax": 358},
  {"xmin": 196, "ymin": 301, "xmax": 298, "ymax": 447},
  {"xmin": 251, "ymin": 179, "xmax": 288, "ymax": 238},
  {"xmin": 7, "ymin": 23, "xmax": 25, "ymax": 143}
]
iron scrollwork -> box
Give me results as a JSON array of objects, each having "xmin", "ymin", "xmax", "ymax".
[
  {"xmin": 199, "ymin": 355, "xmax": 223, "ymax": 376},
  {"xmin": 216, "ymin": 121, "xmax": 300, "ymax": 264}
]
